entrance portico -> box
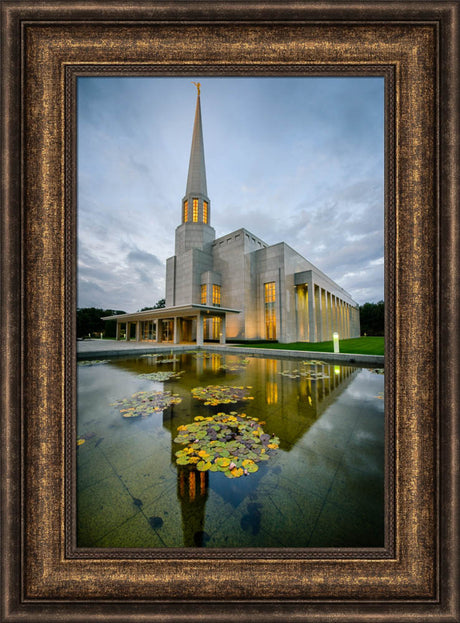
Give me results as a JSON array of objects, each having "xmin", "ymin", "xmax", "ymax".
[{"xmin": 103, "ymin": 304, "xmax": 239, "ymax": 346}]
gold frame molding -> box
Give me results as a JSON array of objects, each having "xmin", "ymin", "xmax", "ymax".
[{"xmin": 1, "ymin": 2, "xmax": 458, "ymax": 621}]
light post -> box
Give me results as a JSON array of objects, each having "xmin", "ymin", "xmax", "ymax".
[{"xmin": 333, "ymin": 332, "xmax": 340, "ymax": 353}]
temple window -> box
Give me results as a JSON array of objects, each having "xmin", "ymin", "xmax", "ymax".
[
  {"xmin": 201, "ymin": 284, "xmax": 207, "ymax": 305},
  {"xmin": 264, "ymin": 281, "xmax": 276, "ymax": 340},
  {"xmin": 203, "ymin": 201, "xmax": 208, "ymax": 224},
  {"xmin": 193, "ymin": 198, "xmax": 199, "ymax": 222},
  {"xmin": 183, "ymin": 200, "xmax": 188, "ymax": 222},
  {"xmin": 212, "ymin": 284, "xmax": 221, "ymax": 307}
]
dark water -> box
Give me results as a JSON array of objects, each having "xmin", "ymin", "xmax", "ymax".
[{"xmin": 77, "ymin": 352, "xmax": 384, "ymax": 548}]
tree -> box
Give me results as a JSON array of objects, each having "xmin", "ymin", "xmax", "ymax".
[
  {"xmin": 359, "ymin": 301, "xmax": 384, "ymax": 336},
  {"xmin": 138, "ymin": 298, "xmax": 165, "ymax": 312},
  {"xmin": 76, "ymin": 307, "xmax": 126, "ymax": 338}
]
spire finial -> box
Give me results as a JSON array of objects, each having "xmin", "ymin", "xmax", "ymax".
[{"xmin": 192, "ymin": 81, "xmax": 201, "ymax": 96}]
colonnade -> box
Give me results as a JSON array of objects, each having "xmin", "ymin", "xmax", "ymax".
[
  {"xmin": 296, "ymin": 282, "xmax": 360, "ymax": 342},
  {"xmin": 115, "ymin": 312, "xmax": 227, "ymax": 345}
]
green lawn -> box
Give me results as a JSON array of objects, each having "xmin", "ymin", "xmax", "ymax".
[{"xmin": 231, "ymin": 336, "xmax": 384, "ymax": 356}]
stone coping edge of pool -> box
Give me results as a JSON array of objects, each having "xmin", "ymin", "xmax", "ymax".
[{"xmin": 77, "ymin": 341, "xmax": 384, "ymax": 366}]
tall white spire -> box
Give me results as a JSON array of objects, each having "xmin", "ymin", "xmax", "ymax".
[{"xmin": 185, "ymin": 83, "xmax": 208, "ymax": 197}]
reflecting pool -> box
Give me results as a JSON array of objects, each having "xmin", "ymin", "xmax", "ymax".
[{"xmin": 77, "ymin": 352, "xmax": 384, "ymax": 548}]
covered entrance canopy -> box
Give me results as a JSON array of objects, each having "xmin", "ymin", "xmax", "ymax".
[{"xmin": 102, "ymin": 304, "xmax": 240, "ymax": 346}]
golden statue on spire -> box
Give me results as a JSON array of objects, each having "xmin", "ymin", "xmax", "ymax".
[{"xmin": 192, "ymin": 82, "xmax": 201, "ymax": 95}]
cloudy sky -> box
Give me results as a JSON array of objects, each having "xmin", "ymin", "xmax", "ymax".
[{"xmin": 77, "ymin": 76, "xmax": 384, "ymax": 312}]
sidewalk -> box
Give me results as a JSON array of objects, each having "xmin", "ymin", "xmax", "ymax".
[{"xmin": 77, "ymin": 339, "xmax": 384, "ymax": 366}]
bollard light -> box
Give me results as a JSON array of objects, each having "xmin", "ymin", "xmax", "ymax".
[
  {"xmin": 333, "ymin": 332, "xmax": 340, "ymax": 353},
  {"xmin": 334, "ymin": 365, "xmax": 340, "ymax": 375}
]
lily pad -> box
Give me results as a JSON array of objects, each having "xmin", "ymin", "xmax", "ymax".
[
  {"xmin": 111, "ymin": 390, "xmax": 182, "ymax": 418},
  {"xmin": 78, "ymin": 360, "xmax": 110, "ymax": 366},
  {"xmin": 173, "ymin": 412, "xmax": 279, "ymax": 478},
  {"xmin": 138, "ymin": 370, "xmax": 185, "ymax": 382},
  {"xmin": 191, "ymin": 385, "xmax": 253, "ymax": 406}
]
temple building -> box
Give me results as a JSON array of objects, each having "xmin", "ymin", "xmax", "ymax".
[{"xmin": 103, "ymin": 85, "xmax": 360, "ymax": 344}]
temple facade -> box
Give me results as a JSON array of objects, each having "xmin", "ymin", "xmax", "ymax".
[{"xmin": 104, "ymin": 87, "xmax": 360, "ymax": 344}]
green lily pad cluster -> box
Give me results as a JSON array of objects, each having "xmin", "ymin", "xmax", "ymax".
[
  {"xmin": 78, "ymin": 359, "xmax": 110, "ymax": 366},
  {"xmin": 193, "ymin": 352, "xmax": 213, "ymax": 359},
  {"xmin": 370, "ymin": 368, "xmax": 384, "ymax": 375},
  {"xmin": 191, "ymin": 385, "xmax": 254, "ymax": 406},
  {"xmin": 301, "ymin": 360, "xmax": 327, "ymax": 366},
  {"xmin": 111, "ymin": 390, "xmax": 182, "ymax": 418},
  {"xmin": 174, "ymin": 412, "xmax": 279, "ymax": 478},
  {"xmin": 279, "ymin": 370, "xmax": 330, "ymax": 380},
  {"xmin": 219, "ymin": 358, "xmax": 250, "ymax": 372},
  {"xmin": 138, "ymin": 370, "xmax": 185, "ymax": 382}
]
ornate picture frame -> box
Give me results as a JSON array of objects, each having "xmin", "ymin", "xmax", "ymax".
[{"xmin": 1, "ymin": 1, "xmax": 458, "ymax": 621}]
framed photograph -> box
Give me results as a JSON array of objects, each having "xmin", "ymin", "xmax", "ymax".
[
  {"xmin": 75, "ymin": 75, "xmax": 386, "ymax": 552},
  {"xmin": 1, "ymin": 1, "xmax": 458, "ymax": 621}
]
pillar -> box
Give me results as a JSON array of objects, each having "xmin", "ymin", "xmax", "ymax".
[
  {"xmin": 314, "ymin": 285, "xmax": 322, "ymax": 342},
  {"xmin": 116, "ymin": 321, "xmax": 120, "ymax": 340},
  {"xmin": 220, "ymin": 315, "xmax": 226, "ymax": 344},
  {"xmin": 307, "ymin": 282, "xmax": 316, "ymax": 342},
  {"xmin": 154, "ymin": 320, "xmax": 159, "ymax": 342},
  {"xmin": 126, "ymin": 322, "xmax": 130, "ymax": 341},
  {"xmin": 135, "ymin": 321, "xmax": 140, "ymax": 342},
  {"xmin": 173, "ymin": 317, "xmax": 180, "ymax": 344},
  {"xmin": 196, "ymin": 313, "xmax": 204, "ymax": 346},
  {"xmin": 321, "ymin": 289, "xmax": 328, "ymax": 342}
]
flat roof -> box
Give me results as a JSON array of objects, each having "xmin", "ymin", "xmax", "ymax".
[{"xmin": 102, "ymin": 304, "xmax": 241, "ymax": 322}]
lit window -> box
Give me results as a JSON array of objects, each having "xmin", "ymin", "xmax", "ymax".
[
  {"xmin": 264, "ymin": 282, "xmax": 276, "ymax": 339},
  {"xmin": 212, "ymin": 284, "xmax": 221, "ymax": 307},
  {"xmin": 264, "ymin": 281, "xmax": 276, "ymax": 303},
  {"xmin": 201, "ymin": 284, "xmax": 207, "ymax": 305},
  {"xmin": 203, "ymin": 201, "xmax": 208, "ymax": 224},
  {"xmin": 212, "ymin": 317, "xmax": 221, "ymax": 339},
  {"xmin": 193, "ymin": 198, "xmax": 199, "ymax": 222},
  {"xmin": 184, "ymin": 200, "xmax": 188, "ymax": 222}
]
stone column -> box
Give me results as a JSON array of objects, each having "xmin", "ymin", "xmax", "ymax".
[
  {"xmin": 126, "ymin": 322, "xmax": 130, "ymax": 341},
  {"xmin": 116, "ymin": 321, "xmax": 120, "ymax": 340},
  {"xmin": 315, "ymin": 285, "xmax": 322, "ymax": 342},
  {"xmin": 220, "ymin": 315, "xmax": 226, "ymax": 344},
  {"xmin": 330, "ymin": 296, "xmax": 335, "ymax": 335},
  {"xmin": 173, "ymin": 317, "xmax": 180, "ymax": 344},
  {"xmin": 196, "ymin": 313, "xmax": 204, "ymax": 346},
  {"xmin": 321, "ymin": 289, "xmax": 328, "ymax": 342},
  {"xmin": 135, "ymin": 321, "xmax": 140, "ymax": 342},
  {"xmin": 154, "ymin": 320, "xmax": 159, "ymax": 342},
  {"xmin": 307, "ymin": 281, "xmax": 316, "ymax": 342},
  {"xmin": 339, "ymin": 300, "xmax": 343, "ymax": 337}
]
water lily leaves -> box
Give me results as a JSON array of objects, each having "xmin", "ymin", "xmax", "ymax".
[
  {"xmin": 111, "ymin": 390, "xmax": 182, "ymax": 418},
  {"xmin": 77, "ymin": 438, "xmax": 85, "ymax": 446},
  {"xmin": 219, "ymin": 359, "xmax": 250, "ymax": 372},
  {"xmin": 301, "ymin": 360, "xmax": 327, "ymax": 366},
  {"xmin": 173, "ymin": 412, "xmax": 279, "ymax": 478},
  {"xmin": 197, "ymin": 460, "xmax": 212, "ymax": 471},
  {"xmin": 78, "ymin": 360, "xmax": 109, "ymax": 366},
  {"xmin": 191, "ymin": 385, "xmax": 253, "ymax": 406},
  {"xmin": 138, "ymin": 370, "xmax": 185, "ymax": 382}
]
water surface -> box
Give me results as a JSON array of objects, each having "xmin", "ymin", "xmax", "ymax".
[{"xmin": 77, "ymin": 352, "xmax": 384, "ymax": 548}]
